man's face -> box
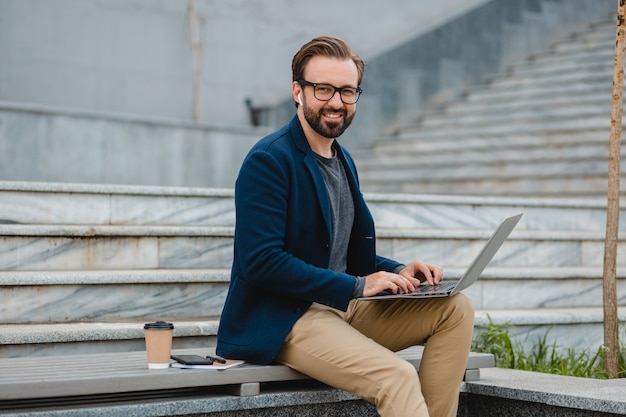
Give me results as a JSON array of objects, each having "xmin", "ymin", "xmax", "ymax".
[{"xmin": 299, "ymin": 56, "xmax": 359, "ymax": 139}]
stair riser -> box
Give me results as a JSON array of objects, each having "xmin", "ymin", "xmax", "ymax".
[
  {"xmin": 439, "ymin": 95, "xmax": 610, "ymax": 117},
  {"xmin": 363, "ymin": 176, "xmax": 616, "ymax": 197},
  {"xmin": 3, "ymin": 277, "xmax": 623, "ymax": 325},
  {"xmin": 360, "ymin": 160, "xmax": 611, "ymax": 182},
  {"xmin": 0, "ymin": 321, "xmax": 610, "ymax": 359},
  {"xmin": 395, "ymin": 129, "xmax": 610, "ymax": 145},
  {"xmin": 5, "ymin": 188, "xmax": 622, "ymax": 232},
  {"xmin": 522, "ymin": 49, "xmax": 614, "ymax": 70},
  {"xmin": 0, "ymin": 282, "xmax": 228, "ymax": 324},
  {"xmin": 0, "ymin": 236, "xmax": 234, "ymax": 270},
  {"xmin": 373, "ymin": 131, "xmax": 608, "ymax": 153},
  {"xmin": 0, "ymin": 191, "xmax": 235, "ymax": 226},
  {"xmin": 466, "ymin": 279, "xmax": 626, "ymax": 310},
  {"xmin": 0, "ymin": 334, "xmax": 218, "ymax": 359},
  {"xmin": 490, "ymin": 69, "xmax": 612, "ymax": 91},
  {"xmin": 381, "ymin": 237, "xmax": 620, "ymax": 269},
  {"xmin": 366, "ymin": 145, "xmax": 621, "ymax": 167},
  {"xmin": 420, "ymin": 107, "xmax": 613, "ymax": 127},
  {"xmin": 1, "ymin": 235, "xmax": 619, "ymax": 270},
  {"xmin": 399, "ymin": 115, "xmax": 609, "ymax": 138},
  {"xmin": 465, "ymin": 82, "xmax": 609, "ymax": 104},
  {"xmin": 368, "ymin": 202, "xmax": 621, "ymax": 232}
]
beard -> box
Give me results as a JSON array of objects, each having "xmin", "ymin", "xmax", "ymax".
[{"xmin": 303, "ymin": 103, "xmax": 355, "ymax": 139}]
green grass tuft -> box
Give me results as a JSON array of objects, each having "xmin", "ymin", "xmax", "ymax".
[{"xmin": 472, "ymin": 315, "xmax": 626, "ymax": 379}]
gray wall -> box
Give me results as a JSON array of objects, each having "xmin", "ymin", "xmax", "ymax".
[
  {"xmin": 0, "ymin": 0, "xmax": 491, "ymax": 127},
  {"xmin": 0, "ymin": 102, "xmax": 268, "ymax": 188}
]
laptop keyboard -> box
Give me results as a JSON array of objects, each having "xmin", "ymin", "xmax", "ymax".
[{"xmin": 412, "ymin": 281, "xmax": 456, "ymax": 294}]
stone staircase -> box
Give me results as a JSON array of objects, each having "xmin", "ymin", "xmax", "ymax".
[
  {"xmin": 2, "ymin": 16, "xmax": 626, "ymax": 362},
  {"xmin": 356, "ymin": 18, "xmax": 624, "ymax": 197},
  {"xmin": 1, "ymin": 181, "xmax": 624, "ymax": 358}
]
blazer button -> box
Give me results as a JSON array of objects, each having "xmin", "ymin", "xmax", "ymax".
[{"xmin": 295, "ymin": 308, "xmax": 303, "ymax": 314}]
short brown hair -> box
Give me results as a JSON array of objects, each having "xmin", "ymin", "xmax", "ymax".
[{"xmin": 292, "ymin": 36, "xmax": 365, "ymax": 85}]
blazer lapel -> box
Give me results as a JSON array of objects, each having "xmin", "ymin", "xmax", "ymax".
[
  {"xmin": 290, "ymin": 116, "xmax": 333, "ymax": 239},
  {"xmin": 304, "ymin": 152, "xmax": 333, "ymax": 239}
]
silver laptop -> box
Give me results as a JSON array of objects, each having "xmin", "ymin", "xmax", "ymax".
[{"xmin": 359, "ymin": 213, "xmax": 523, "ymax": 300}]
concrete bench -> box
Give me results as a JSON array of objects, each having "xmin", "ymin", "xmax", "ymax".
[{"xmin": 0, "ymin": 346, "xmax": 493, "ymax": 415}]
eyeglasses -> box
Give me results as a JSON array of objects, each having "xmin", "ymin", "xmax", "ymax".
[{"xmin": 298, "ymin": 79, "xmax": 362, "ymax": 104}]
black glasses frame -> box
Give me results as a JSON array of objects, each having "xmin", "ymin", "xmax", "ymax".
[{"xmin": 298, "ymin": 79, "xmax": 363, "ymax": 104}]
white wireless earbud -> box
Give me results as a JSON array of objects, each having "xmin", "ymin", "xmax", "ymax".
[{"xmin": 298, "ymin": 93, "xmax": 303, "ymax": 106}]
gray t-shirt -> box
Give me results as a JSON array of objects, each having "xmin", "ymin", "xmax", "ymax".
[{"xmin": 314, "ymin": 151, "xmax": 354, "ymax": 274}]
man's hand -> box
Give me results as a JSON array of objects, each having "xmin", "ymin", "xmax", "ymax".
[
  {"xmin": 399, "ymin": 260, "xmax": 443, "ymax": 286},
  {"xmin": 361, "ymin": 260, "xmax": 443, "ymax": 298},
  {"xmin": 362, "ymin": 271, "xmax": 420, "ymax": 297}
]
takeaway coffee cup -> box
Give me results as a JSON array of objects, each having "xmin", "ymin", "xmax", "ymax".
[{"xmin": 144, "ymin": 321, "xmax": 174, "ymax": 369}]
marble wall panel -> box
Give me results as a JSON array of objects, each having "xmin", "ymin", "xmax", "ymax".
[{"xmin": 0, "ymin": 283, "xmax": 228, "ymax": 323}]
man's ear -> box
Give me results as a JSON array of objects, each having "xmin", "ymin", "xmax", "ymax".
[{"xmin": 292, "ymin": 81, "xmax": 303, "ymax": 106}]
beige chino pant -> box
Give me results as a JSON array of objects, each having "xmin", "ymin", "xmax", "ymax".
[{"xmin": 275, "ymin": 294, "xmax": 474, "ymax": 417}]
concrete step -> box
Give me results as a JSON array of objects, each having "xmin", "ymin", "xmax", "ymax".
[
  {"xmin": 370, "ymin": 129, "xmax": 606, "ymax": 153},
  {"xmin": 365, "ymin": 137, "xmax": 620, "ymax": 166},
  {"xmin": 419, "ymin": 93, "xmax": 611, "ymax": 123},
  {"xmin": 462, "ymin": 267, "xmax": 626, "ymax": 310},
  {"xmin": 0, "ymin": 181, "xmax": 236, "ymax": 226},
  {"xmin": 517, "ymin": 46, "xmax": 614, "ymax": 73},
  {"xmin": 3, "ymin": 306, "xmax": 623, "ymax": 358},
  {"xmin": 377, "ymin": 227, "xmax": 625, "ymax": 269},
  {"xmin": 494, "ymin": 61, "xmax": 613, "ymax": 87},
  {"xmin": 418, "ymin": 100, "xmax": 612, "ymax": 128},
  {"xmin": 361, "ymin": 171, "xmax": 616, "ymax": 197},
  {"xmin": 6, "ymin": 181, "xmax": 623, "ymax": 232},
  {"xmin": 0, "ymin": 223, "xmax": 620, "ymax": 270},
  {"xmin": 358, "ymin": 152, "xmax": 626, "ymax": 196},
  {"xmin": 462, "ymin": 81, "xmax": 610, "ymax": 108},
  {"xmin": 364, "ymin": 193, "xmax": 625, "ymax": 232},
  {"xmin": 547, "ymin": 30, "xmax": 613, "ymax": 54},
  {"xmin": 0, "ymin": 320, "xmax": 221, "ymax": 358},
  {"xmin": 3, "ymin": 266, "xmax": 621, "ymax": 327},
  {"xmin": 359, "ymin": 155, "xmax": 612, "ymax": 185},
  {"xmin": 485, "ymin": 66, "xmax": 612, "ymax": 93},
  {"xmin": 502, "ymin": 49, "xmax": 615, "ymax": 81},
  {"xmin": 0, "ymin": 224, "xmax": 235, "ymax": 270},
  {"xmin": 0, "ymin": 269, "xmax": 230, "ymax": 324},
  {"xmin": 395, "ymin": 113, "xmax": 609, "ymax": 140}
]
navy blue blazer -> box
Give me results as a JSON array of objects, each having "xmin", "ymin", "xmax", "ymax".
[{"xmin": 216, "ymin": 115, "xmax": 402, "ymax": 364}]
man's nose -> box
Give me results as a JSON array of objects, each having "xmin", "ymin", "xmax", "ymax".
[{"xmin": 328, "ymin": 90, "xmax": 344, "ymax": 106}]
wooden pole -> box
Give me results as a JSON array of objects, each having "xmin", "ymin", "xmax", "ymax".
[
  {"xmin": 188, "ymin": 0, "xmax": 201, "ymax": 121},
  {"xmin": 603, "ymin": 0, "xmax": 626, "ymax": 379}
]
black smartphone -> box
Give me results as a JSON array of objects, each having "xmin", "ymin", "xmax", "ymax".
[{"xmin": 170, "ymin": 354, "xmax": 214, "ymax": 365}]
